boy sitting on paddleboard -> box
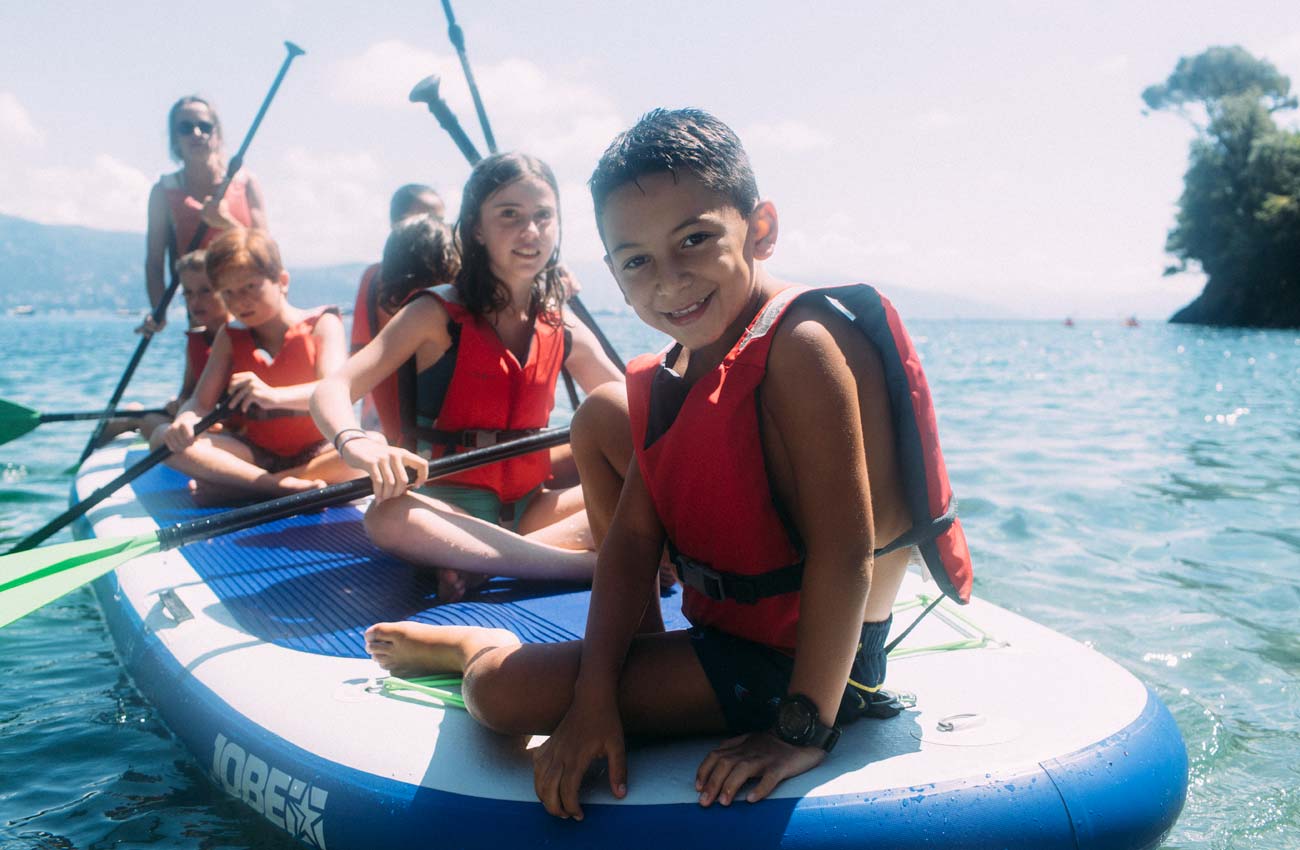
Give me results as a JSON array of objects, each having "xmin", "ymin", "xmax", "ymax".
[
  {"xmin": 363, "ymin": 109, "xmax": 972, "ymax": 816},
  {"xmin": 98, "ymin": 250, "xmax": 233, "ymax": 446},
  {"xmin": 157, "ymin": 229, "xmax": 355, "ymax": 504}
]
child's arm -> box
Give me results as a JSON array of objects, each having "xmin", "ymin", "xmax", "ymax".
[
  {"xmin": 532, "ymin": 457, "xmax": 665, "ymax": 820},
  {"xmin": 139, "ymin": 182, "xmax": 170, "ymax": 333},
  {"xmin": 160, "ymin": 329, "xmax": 233, "ymax": 452},
  {"xmin": 696, "ymin": 308, "xmax": 878, "ymax": 806},
  {"xmin": 311, "ymin": 297, "xmax": 455, "ymax": 500},
  {"xmin": 227, "ymin": 311, "xmax": 346, "ymax": 413},
  {"xmin": 244, "ymin": 174, "xmax": 269, "ymax": 230},
  {"xmin": 563, "ymin": 314, "xmax": 624, "ymax": 393}
]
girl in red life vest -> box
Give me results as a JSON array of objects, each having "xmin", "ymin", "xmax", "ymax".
[
  {"xmin": 158, "ymin": 229, "xmax": 354, "ymax": 505},
  {"xmin": 137, "ymin": 96, "xmax": 267, "ymax": 336},
  {"xmin": 312, "ymin": 153, "xmax": 626, "ymax": 603},
  {"xmin": 100, "ymin": 250, "xmax": 234, "ymax": 446}
]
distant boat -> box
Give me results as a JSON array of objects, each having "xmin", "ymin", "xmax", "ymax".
[
  {"xmin": 1124, "ymin": 316, "xmax": 1140, "ymax": 328},
  {"xmin": 115, "ymin": 308, "xmax": 135, "ymax": 317},
  {"xmin": 8, "ymin": 305, "xmax": 34, "ymax": 317},
  {"xmin": 1063, "ymin": 317, "xmax": 1075, "ymax": 328}
]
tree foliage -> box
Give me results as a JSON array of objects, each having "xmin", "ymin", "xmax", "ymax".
[
  {"xmin": 1146, "ymin": 46, "xmax": 1300, "ymax": 327},
  {"xmin": 1142, "ymin": 45, "xmax": 1297, "ymax": 121}
]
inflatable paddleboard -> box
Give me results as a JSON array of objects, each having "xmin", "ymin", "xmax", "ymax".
[{"xmin": 72, "ymin": 440, "xmax": 1187, "ymax": 850}]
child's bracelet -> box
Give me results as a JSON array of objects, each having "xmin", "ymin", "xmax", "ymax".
[{"xmin": 332, "ymin": 428, "xmax": 369, "ymax": 452}]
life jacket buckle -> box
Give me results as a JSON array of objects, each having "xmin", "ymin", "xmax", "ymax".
[{"xmin": 675, "ymin": 554, "xmax": 761, "ymax": 605}]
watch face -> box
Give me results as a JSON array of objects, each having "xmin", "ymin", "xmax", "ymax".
[{"xmin": 777, "ymin": 697, "xmax": 816, "ymax": 744}]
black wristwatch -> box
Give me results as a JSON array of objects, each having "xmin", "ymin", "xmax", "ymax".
[{"xmin": 774, "ymin": 694, "xmax": 841, "ymax": 752}]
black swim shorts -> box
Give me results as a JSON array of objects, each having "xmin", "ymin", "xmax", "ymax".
[{"xmin": 688, "ymin": 616, "xmax": 893, "ymax": 735}]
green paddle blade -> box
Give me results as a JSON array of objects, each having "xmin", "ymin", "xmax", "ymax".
[
  {"xmin": 0, "ymin": 532, "xmax": 160, "ymax": 628},
  {"xmin": 0, "ymin": 398, "xmax": 42, "ymax": 446}
]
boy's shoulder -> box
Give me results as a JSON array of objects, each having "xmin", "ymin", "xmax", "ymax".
[{"xmin": 763, "ymin": 288, "xmax": 886, "ymax": 394}]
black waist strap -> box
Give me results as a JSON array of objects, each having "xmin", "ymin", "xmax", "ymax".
[
  {"xmin": 670, "ymin": 499, "xmax": 958, "ymax": 605},
  {"xmin": 416, "ymin": 427, "xmax": 542, "ymax": 449},
  {"xmin": 670, "ymin": 542, "xmax": 803, "ymax": 605}
]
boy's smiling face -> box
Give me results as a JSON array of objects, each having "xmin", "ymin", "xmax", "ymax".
[{"xmin": 601, "ymin": 171, "xmax": 776, "ymax": 352}]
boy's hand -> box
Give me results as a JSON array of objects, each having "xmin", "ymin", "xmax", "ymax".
[
  {"xmin": 134, "ymin": 313, "xmax": 165, "ymax": 336},
  {"xmin": 161, "ymin": 410, "xmax": 202, "ymax": 453},
  {"xmin": 532, "ymin": 690, "xmax": 627, "ymax": 820},
  {"xmin": 339, "ymin": 435, "xmax": 428, "ymax": 501},
  {"xmin": 200, "ymin": 196, "xmax": 238, "ymax": 231},
  {"xmin": 695, "ymin": 730, "xmax": 826, "ymax": 807},
  {"xmin": 227, "ymin": 372, "xmax": 279, "ymax": 412}
]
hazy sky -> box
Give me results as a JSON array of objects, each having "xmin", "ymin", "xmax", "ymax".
[{"xmin": 2, "ymin": 1, "xmax": 1298, "ymax": 317}]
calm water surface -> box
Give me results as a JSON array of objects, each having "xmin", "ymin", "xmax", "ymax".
[{"xmin": 1, "ymin": 311, "xmax": 1297, "ymax": 849}]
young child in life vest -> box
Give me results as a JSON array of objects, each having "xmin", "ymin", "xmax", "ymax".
[
  {"xmin": 360, "ymin": 109, "xmax": 974, "ymax": 818},
  {"xmin": 99, "ymin": 250, "xmax": 233, "ymax": 445},
  {"xmin": 158, "ymin": 228, "xmax": 355, "ymax": 505},
  {"xmin": 353, "ymin": 212, "xmax": 457, "ymax": 444},
  {"xmin": 311, "ymin": 153, "xmax": 627, "ymax": 603},
  {"xmin": 352, "ymin": 184, "xmax": 446, "ymax": 435}
]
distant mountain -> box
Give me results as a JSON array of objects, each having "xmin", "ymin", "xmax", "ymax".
[
  {"xmin": 0, "ymin": 214, "xmax": 140, "ymax": 310},
  {"xmin": 0, "ymin": 214, "xmax": 1006, "ymax": 319},
  {"xmin": 0, "ymin": 214, "xmax": 367, "ymax": 313}
]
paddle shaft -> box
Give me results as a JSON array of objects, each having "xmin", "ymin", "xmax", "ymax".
[
  {"xmin": 41, "ymin": 408, "xmax": 169, "ymax": 424},
  {"xmin": 9, "ymin": 405, "xmax": 230, "ymax": 553},
  {"xmin": 77, "ymin": 42, "xmax": 306, "ymax": 465},
  {"xmin": 440, "ymin": 0, "xmax": 497, "ymax": 154},
  {"xmin": 155, "ymin": 427, "xmax": 572, "ymax": 549}
]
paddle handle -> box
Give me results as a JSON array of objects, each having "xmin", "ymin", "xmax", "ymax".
[
  {"xmin": 156, "ymin": 427, "xmax": 573, "ymax": 550},
  {"xmin": 440, "ymin": 0, "xmax": 497, "ymax": 154},
  {"xmin": 9, "ymin": 404, "xmax": 230, "ymax": 553}
]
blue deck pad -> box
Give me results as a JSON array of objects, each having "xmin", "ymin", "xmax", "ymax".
[{"xmin": 128, "ymin": 454, "xmax": 688, "ymax": 659}]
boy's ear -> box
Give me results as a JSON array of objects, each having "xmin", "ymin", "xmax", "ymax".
[
  {"xmin": 748, "ymin": 201, "xmax": 778, "ymax": 260},
  {"xmin": 279, "ymin": 270, "xmax": 290, "ymax": 289}
]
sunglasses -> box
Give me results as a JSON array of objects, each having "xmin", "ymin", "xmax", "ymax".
[{"xmin": 176, "ymin": 120, "xmax": 215, "ymax": 137}]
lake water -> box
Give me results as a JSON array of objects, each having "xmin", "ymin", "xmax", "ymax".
[{"xmin": 1, "ymin": 310, "xmax": 1297, "ymax": 849}]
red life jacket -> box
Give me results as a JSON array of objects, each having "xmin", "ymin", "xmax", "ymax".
[
  {"xmin": 402, "ymin": 285, "xmax": 564, "ymax": 503},
  {"xmin": 185, "ymin": 328, "xmax": 214, "ymax": 386},
  {"xmin": 350, "ymin": 263, "xmax": 403, "ymax": 442},
  {"xmin": 627, "ymin": 284, "xmax": 973, "ymax": 653},
  {"xmin": 224, "ymin": 308, "xmax": 336, "ymax": 457},
  {"xmin": 160, "ymin": 170, "xmax": 253, "ymax": 261},
  {"xmin": 350, "ymin": 263, "xmax": 382, "ymax": 352}
]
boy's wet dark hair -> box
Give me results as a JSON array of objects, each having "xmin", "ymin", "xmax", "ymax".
[
  {"xmin": 454, "ymin": 152, "xmax": 565, "ymax": 324},
  {"xmin": 378, "ymin": 213, "xmax": 460, "ymax": 314},
  {"xmin": 589, "ymin": 108, "xmax": 759, "ymax": 232}
]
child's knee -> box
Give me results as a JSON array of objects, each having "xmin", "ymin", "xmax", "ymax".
[
  {"xmin": 364, "ymin": 498, "xmax": 405, "ymax": 549},
  {"xmin": 571, "ymin": 383, "xmax": 630, "ymax": 461},
  {"xmin": 572, "ymin": 383, "xmax": 627, "ymax": 440},
  {"xmin": 461, "ymin": 649, "xmax": 526, "ymax": 733}
]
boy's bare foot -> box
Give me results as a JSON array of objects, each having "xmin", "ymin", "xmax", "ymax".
[
  {"xmin": 364, "ymin": 621, "xmax": 519, "ymax": 677},
  {"xmin": 187, "ymin": 475, "xmax": 324, "ymax": 506},
  {"xmin": 273, "ymin": 475, "xmax": 327, "ymax": 495},
  {"xmin": 435, "ymin": 568, "xmax": 491, "ymax": 604}
]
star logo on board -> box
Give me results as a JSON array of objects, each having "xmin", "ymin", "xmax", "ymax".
[{"xmin": 285, "ymin": 779, "xmax": 329, "ymax": 850}]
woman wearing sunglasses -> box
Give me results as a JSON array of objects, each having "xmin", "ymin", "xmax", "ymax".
[{"xmin": 140, "ymin": 95, "xmax": 268, "ymax": 334}]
